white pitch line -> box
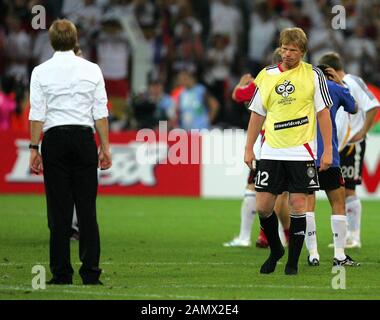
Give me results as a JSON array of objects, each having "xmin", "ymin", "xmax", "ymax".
[
  {"xmin": 82, "ymin": 283, "xmax": 380, "ymax": 290},
  {"xmin": 0, "ymin": 285, "xmax": 213, "ymax": 300},
  {"xmin": 1, "ymin": 284, "xmax": 378, "ymax": 300},
  {"xmin": 0, "ymin": 284, "xmax": 380, "ymax": 299},
  {"xmin": 0, "ymin": 262, "xmax": 115, "ymax": 266},
  {"xmin": 1, "ymin": 261, "xmax": 379, "ymax": 267}
]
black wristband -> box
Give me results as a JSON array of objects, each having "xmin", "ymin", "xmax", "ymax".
[{"xmin": 29, "ymin": 144, "xmax": 39, "ymax": 150}]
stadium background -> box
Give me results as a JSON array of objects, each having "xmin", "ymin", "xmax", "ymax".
[
  {"xmin": 1, "ymin": 0, "xmax": 380, "ymax": 300},
  {"xmin": 1, "ymin": 0, "xmax": 380, "ymax": 198}
]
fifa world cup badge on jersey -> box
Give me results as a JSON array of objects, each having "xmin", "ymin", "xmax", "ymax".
[{"xmin": 275, "ymin": 80, "xmax": 296, "ymax": 105}]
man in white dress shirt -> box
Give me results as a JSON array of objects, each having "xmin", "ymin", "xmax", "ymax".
[{"xmin": 29, "ymin": 19, "xmax": 112, "ymax": 285}]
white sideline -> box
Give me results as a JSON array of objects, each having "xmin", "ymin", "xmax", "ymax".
[
  {"xmin": 0, "ymin": 285, "xmax": 213, "ymax": 300},
  {"xmin": 1, "ymin": 261, "xmax": 379, "ymax": 266},
  {"xmin": 2, "ymin": 282, "xmax": 380, "ymax": 292}
]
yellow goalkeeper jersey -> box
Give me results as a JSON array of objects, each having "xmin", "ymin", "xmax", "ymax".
[{"xmin": 254, "ymin": 61, "xmax": 316, "ymax": 149}]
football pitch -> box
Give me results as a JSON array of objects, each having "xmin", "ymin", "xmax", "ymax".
[{"xmin": 0, "ymin": 195, "xmax": 379, "ymax": 300}]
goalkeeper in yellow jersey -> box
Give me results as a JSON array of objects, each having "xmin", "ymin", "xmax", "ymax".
[{"xmin": 244, "ymin": 27, "xmax": 333, "ymax": 275}]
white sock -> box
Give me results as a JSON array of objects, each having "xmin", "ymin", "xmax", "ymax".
[
  {"xmin": 331, "ymin": 215, "xmax": 347, "ymax": 260},
  {"xmin": 305, "ymin": 212, "xmax": 319, "ymax": 260},
  {"xmin": 72, "ymin": 207, "xmax": 79, "ymax": 232},
  {"xmin": 238, "ymin": 190, "xmax": 256, "ymax": 241},
  {"xmin": 346, "ymin": 195, "xmax": 361, "ymax": 242}
]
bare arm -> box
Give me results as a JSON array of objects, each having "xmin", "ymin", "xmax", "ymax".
[
  {"xmin": 244, "ymin": 111, "xmax": 265, "ymax": 170},
  {"xmin": 30, "ymin": 120, "xmax": 43, "ymax": 145},
  {"xmin": 95, "ymin": 117, "xmax": 112, "ymax": 170},
  {"xmin": 29, "ymin": 120, "xmax": 44, "ymax": 174},
  {"xmin": 316, "ymin": 108, "xmax": 333, "ymax": 171},
  {"xmin": 363, "ymin": 107, "xmax": 380, "ymax": 134},
  {"xmin": 350, "ymin": 106, "xmax": 380, "ymax": 143}
]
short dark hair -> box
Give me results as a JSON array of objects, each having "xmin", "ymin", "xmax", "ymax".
[
  {"xmin": 318, "ymin": 52, "xmax": 344, "ymax": 71},
  {"xmin": 316, "ymin": 64, "xmax": 330, "ymax": 77},
  {"xmin": 49, "ymin": 19, "xmax": 77, "ymax": 51}
]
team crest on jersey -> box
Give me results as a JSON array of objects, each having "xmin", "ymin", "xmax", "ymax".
[{"xmin": 275, "ymin": 80, "xmax": 295, "ymax": 98}]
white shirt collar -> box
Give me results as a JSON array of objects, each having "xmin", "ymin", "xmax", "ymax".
[{"xmin": 53, "ymin": 50, "xmax": 75, "ymax": 58}]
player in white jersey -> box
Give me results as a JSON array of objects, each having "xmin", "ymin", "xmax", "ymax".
[
  {"xmin": 319, "ymin": 52, "xmax": 380, "ymax": 248},
  {"xmin": 304, "ymin": 64, "xmax": 359, "ymax": 267}
]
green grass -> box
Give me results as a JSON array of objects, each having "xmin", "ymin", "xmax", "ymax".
[{"xmin": 0, "ymin": 195, "xmax": 379, "ymax": 300}]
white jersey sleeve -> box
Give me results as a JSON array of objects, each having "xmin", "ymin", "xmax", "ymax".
[
  {"xmin": 253, "ymin": 132, "xmax": 262, "ymax": 160},
  {"xmin": 248, "ymin": 88, "xmax": 266, "ymax": 116},
  {"xmin": 344, "ymin": 74, "xmax": 379, "ymax": 112},
  {"xmin": 336, "ymin": 107, "xmax": 351, "ymax": 151},
  {"xmin": 342, "ymin": 74, "xmax": 380, "ymax": 139},
  {"xmin": 313, "ymin": 67, "xmax": 333, "ymax": 112}
]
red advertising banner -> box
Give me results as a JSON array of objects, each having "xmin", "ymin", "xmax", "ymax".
[{"xmin": 0, "ymin": 130, "xmax": 201, "ymax": 196}]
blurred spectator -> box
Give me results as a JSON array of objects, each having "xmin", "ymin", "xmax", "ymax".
[
  {"xmin": 0, "ymin": 0, "xmax": 379, "ymax": 132},
  {"xmin": 0, "ymin": 24, "xmax": 6, "ymax": 75},
  {"xmin": 247, "ymin": 1, "xmax": 278, "ymax": 76},
  {"xmin": 4, "ymin": 15, "xmax": 32, "ymax": 85},
  {"xmin": 169, "ymin": 71, "xmax": 186, "ymax": 109},
  {"xmin": 0, "ymin": 1, "xmax": 9, "ymax": 25},
  {"xmin": 341, "ymin": 0, "xmax": 360, "ymax": 37},
  {"xmin": 0, "ymin": 76, "xmax": 16, "ymax": 131},
  {"xmin": 103, "ymin": 0, "xmax": 131, "ymax": 17},
  {"xmin": 62, "ymin": 0, "xmax": 85, "ymax": 20},
  {"xmin": 371, "ymin": 40, "xmax": 380, "ymax": 86},
  {"xmin": 70, "ymin": 0, "xmax": 103, "ymax": 33},
  {"xmin": 204, "ymin": 33, "xmax": 233, "ymax": 123},
  {"xmin": 174, "ymin": 0, "xmax": 203, "ymax": 37},
  {"xmin": 32, "ymin": 30, "xmax": 54, "ymax": 65},
  {"xmin": 176, "ymin": 69, "xmax": 219, "ymax": 131},
  {"xmin": 170, "ymin": 0, "xmax": 203, "ymax": 77},
  {"xmin": 171, "ymin": 18, "xmax": 204, "ymax": 75},
  {"xmin": 345, "ymin": 24, "xmax": 377, "ymax": 76},
  {"xmin": 190, "ymin": 0, "xmax": 210, "ymax": 43},
  {"xmin": 210, "ymin": 0, "xmax": 242, "ymax": 55},
  {"xmin": 96, "ymin": 18, "xmax": 130, "ymax": 122},
  {"xmin": 307, "ymin": 14, "xmax": 344, "ymax": 65},
  {"xmin": 285, "ymin": 1, "xmax": 310, "ymax": 32},
  {"xmin": 141, "ymin": 23, "xmax": 168, "ymax": 84},
  {"xmin": 126, "ymin": 0, "xmax": 158, "ymax": 28},
  {"xmin": 8, "ymin": 0, "xmax": 31, "ymax": 29},
  {"xmin": 3, "ymin": 14, "xmax": 31, "ymax": 116},
  {"xmin": 131, "ymin": 78, "xmax": 175, "ymax": 129}
]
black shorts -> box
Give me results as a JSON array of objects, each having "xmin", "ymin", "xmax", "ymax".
[
  {"xmin": 317, "ymin": 167, "xmax": 345, "ymax": 191},
  {"xmin": 255, "ymin": 159, "xmax": 319, "ymax": 194},
  {"xmin": 247, "ymin": 160, "xmax": 260, "ymax": 185},
  {"xmin": 339, "ymin": 139, "xmax": 366, "ymax": 190}
]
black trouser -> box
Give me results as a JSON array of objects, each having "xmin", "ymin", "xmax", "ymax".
[{"xmin": 41, "ymin": 125, "xmax": 101, "ymax": 283}]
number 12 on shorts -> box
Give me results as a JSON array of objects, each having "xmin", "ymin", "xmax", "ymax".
[{"xmin": 256, "ymin": 170, "xmax": 269, "ymax": 186}]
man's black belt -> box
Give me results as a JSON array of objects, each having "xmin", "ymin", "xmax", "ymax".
[{"xmin": 46, "ymin": 125, "xmax": 93, "ymax": 133}]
